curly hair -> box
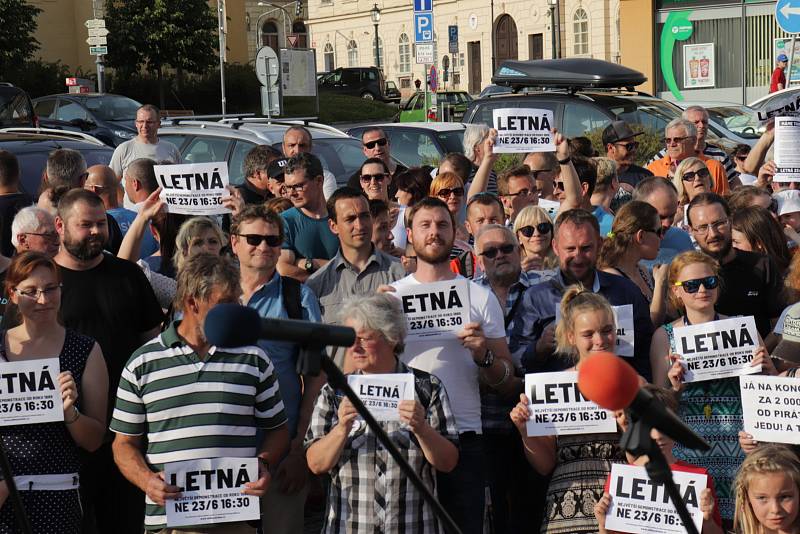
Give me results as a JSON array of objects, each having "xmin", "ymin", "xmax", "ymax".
[{"xmin": 734, "ymin": 445, "xmax": 800, "ymax": 534}]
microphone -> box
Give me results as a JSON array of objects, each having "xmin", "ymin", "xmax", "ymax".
[
  {"xmin": 577, "ymin": 352, "xmax": 710, "ymax": 451},
  {"xmin": 203, "ymin": 303, "xmax": 356, "ymax": 349}
]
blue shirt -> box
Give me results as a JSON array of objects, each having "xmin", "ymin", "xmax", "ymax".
[
  {"xmin": 642, "ymin": 226, "xmax": 695, "ymax": 270},
  {"xmin": 592, "ymin": 205, "xmax": 615, "ymax": 238},
  {"xmin": 108, "ymin": 207, "xmax": 159, "ymax": 258},
  {"xmin": 281, "ymin": 207, "xmax": 339, "ymax": 261},
  {"xmin": 245, "ymin": 271, "xmax": 322, "ymax": 438}
]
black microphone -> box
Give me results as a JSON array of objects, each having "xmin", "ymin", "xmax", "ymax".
[{"xmin": 203, "ymin": 303, "xmax": 356, "ymax": 349}]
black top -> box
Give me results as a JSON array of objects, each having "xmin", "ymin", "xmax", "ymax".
[
  {"xmin": 347, "ymin": 163, "xmax": 407, "ymax": 199},
  {"xmin": 237, "ymin": 179, "xmax": 273, "ymax": 205},
  {"xmin": 716, "ymin": 250, "xmax": 785, "ymax": 338},
  {"xmin": 0, "ymin": 192, "xmax": 33, "ymax": 257},
  {"xmin": 618, "ymin": 164, "xmax": 653, "ymax": 188}
]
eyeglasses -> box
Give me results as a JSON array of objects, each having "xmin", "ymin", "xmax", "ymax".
[
  {"xmin": 360, "ymin": 173, "xmax": 387, "ymax": 183},
  {"xmin": 285, "ymin": 181, "xmax": 311, "ymax": 194},
  {"xmin": 480, "ymin": 243, "xmax": 516, "ymax": 259},
  {"xmin": 505, "ymin": 188, "xmax": 537, "ymax": 198},
  {"xmin": 615, "ymin": 141, "xmax": 639, "ymax": 151},
  {"xmin": 363, "ymin": 138, "xmax": 388, "ymax": 149},
  {"xmin": 236, "ymin": 233, "xmax": 282, "ymax": 247},
  {"xmin": 681, "ymin": 168, "xmax": 711, "ymax": 182},
  {"xmin": 691, "ymin": 218, "xmax": 730, "ymax": 235},
  {"xmin": 14, "ymin": 284, "xmax": 62, "ymax": 300},
  {"xmin": 531, "ymin": 169, "xmax": 555, "ymax": 179},
  {"xmin": 25, "ymin": 231, "xmax": 58, "ymax": 242},
  {"xmin": 664, "ymin": 136, "xmax": 694, "ymax": 146},
  {"xmin": 436, "ymin": 187, "xmax": 464, "ymax": 199},
  {"xmin": 674, "ymin": 275, "xmax": 719, "ymax": 293},
  {"xmin": 518, "ymin": 222, "xmax": 553, "ymax": 237}
]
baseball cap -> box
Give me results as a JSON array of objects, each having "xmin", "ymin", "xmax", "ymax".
[
  {"xmin": 267, "ymin": 157, "xmax": 289, "ymax": 180},
  {"xmin": 775, "ymin": 189, "xmax": 800, "ymax": 216},
  {"xmin": 773, "ymin": 302, "xmax": 800, "ymax": 363},
  {"xmin": 779, "ymin": 54, "xmax": 789, "ymax": 62},
  {"xmin": 602, "ymin": 121, "xmax": 643, "ymax": 146}
]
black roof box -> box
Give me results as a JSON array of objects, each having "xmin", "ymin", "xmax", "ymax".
[{"xmin": 491, "ymin": 58, "xmax": 647, "ymax": 91}]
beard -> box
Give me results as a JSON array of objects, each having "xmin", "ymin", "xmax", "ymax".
[
  {"xmin": 703, "ymin": 237, "xmax": 732, "ymax": 261},
  {"xmin": 63, "ymin": 232, "xmax": 105, "ymax": 261},
  {"xmin": 488, "ymin": 262, "xmax": 520, "ymax": 287},
  {"xmin": 413, "ymin": 236, "xmax": 453, "ymax": 265}
]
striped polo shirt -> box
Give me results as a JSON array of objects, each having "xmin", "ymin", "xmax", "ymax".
[{"xmin": 110, "ymin": 321, "xmax": 287, "ymax": 530}]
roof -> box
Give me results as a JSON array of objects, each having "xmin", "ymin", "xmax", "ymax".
[
  {"xmin": 492, "ymin": 58, "xmax": 647, "ymax": 91},
  {"xmin": 33, "ymin": 93, "xmax": 127, "ymax": 99},
  {"xmin": 0, "ymin": 132, "xmax": 113, "ymax": 152},
  {"xmin": 350, "ymin": 122, "xmax": 466, "ymax": 132}
]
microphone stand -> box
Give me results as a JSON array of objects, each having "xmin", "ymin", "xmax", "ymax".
[
  {"xmin": 0, "ymin": 438, "xmax": 33, "ymax": 534},
  {"xmin": 620, "ymin": 418, "xmax": 699, "ymax": 534},
  {"xmin": 297, "ymin": 346, "xmax": 463, "ymax": 534}
]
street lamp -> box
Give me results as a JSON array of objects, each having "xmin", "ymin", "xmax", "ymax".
[
  {"xmin": 548, "ymin": 0, "xmax": 558, "ymax": 59},
  {"xmin": 371, "ymin": 3, "xmax": 381, "ymax": 70},
  {"xmin": 257, "ymin": 1, "xmax": 292, "ymax": 48}
]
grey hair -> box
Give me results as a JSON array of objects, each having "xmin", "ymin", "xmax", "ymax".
[
  {"xmin": 475, "ymin": 223, "xmax": 519, "ymax": 250},
  {"xmin": 339, "ymin": 294, "xmax": 407, "ymax": 356},
  {"xmin": 632, "ymin": 175, "xmax": 678, "ymax": 202},
  {"xmin": 682, "ymin": 106, "xmax": 709, "ymax": 120},
  {"xmin": 11, "ymin": 206, "xmax": 53, "ymax": 248},
  {"xmin": 665, "ymin": 118, "xmax": 697, "ymax": 138},
  {"xmin": 46, "ymin": 148, "xmax": 87, "ymax": 188},
  {"xmin": 463, "ymin": 124, "xmax": 490, "ymax": 161}
]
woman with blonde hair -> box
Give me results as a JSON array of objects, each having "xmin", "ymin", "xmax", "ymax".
[
  {"xmin": 429, "ymin": 171, "xmax": 471, "ymax": 259},
  {"xmin": 512, "ymin": 206, "xmax": 558, "ymax": 271},
  {"xmin": 673, "ymin": 158, "xmax": 713, "ymax": 228},
  {"xmin": 172, "ymin": 216, "xmax": 226, "ymax": 274}
]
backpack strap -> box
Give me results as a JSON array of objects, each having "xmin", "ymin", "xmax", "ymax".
[
  {"xmin": 280, "ymin": 276, "xmax": 303, "ymax": 320},
  {"xmin": 410, "ymin": 367, "xmax": 434, "ymax": 411}
]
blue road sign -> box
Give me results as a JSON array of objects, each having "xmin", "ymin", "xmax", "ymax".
[
  {"xmin": 448, "ymin": 25, "xmax": 458, "ymax": 54},
  {"xmin": 777, "ymin": 0, "xmax": 800, "ymax": 34},
  {"xmin": 414, "ymin": 0, "xmax": 432, "ymax": 12},
  {"xmin": 429, "ymin": 66, "xmax": 438, "ymax": 92},
  {"xmin": 414, "ymin": 12, "xmax": 434, "ymax": 43}
]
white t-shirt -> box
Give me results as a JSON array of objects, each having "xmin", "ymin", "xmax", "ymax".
[
  {"xmin": 390, "ymin": 274, "xmax": 506, "ymax": 433},
  {"xmin": 391, "ymin": 205, "xmax": 407, "ymax": 249}
]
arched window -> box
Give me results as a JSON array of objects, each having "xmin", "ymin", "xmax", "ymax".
[
  {"xmin": 399, "ymin": 33, "xmax": 411, "ymax": 73},
  {"xmin": 347, "ymin": 40, "xmax": 358, "ymax": 67},
  {"xmin": 324, "ymin": 43, "xmax": 335, "ymax": 71},
  {"xmin": 573, "ymin": 8, "xmax": 589, "ymax": 55},
  {"xmin": 292, "ymin": 20, "xmax": 308, "ymax": 48},
  {"xmin": 261, "ymin": 21, "xmax": 279, "ymax": 51}
]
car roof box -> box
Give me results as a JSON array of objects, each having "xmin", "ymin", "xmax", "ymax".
[{"xmin": 492, "ymin": 58, "xmax": 647, "ymax": 91}]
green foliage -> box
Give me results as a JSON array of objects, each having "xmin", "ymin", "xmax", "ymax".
[
  {"xmin": 0, "ymin": 0, "xmax": 42, "ymax": 75},
  {"xmin": 584, "ymin": 125, "xmax": 663, "ymax": 167},
  {"xmin": 3, "ymin": 60, "xmax": 73, "ymax": 98},
  {"xmin": 493, "ymin": 153, "xmax": 524, "ymax": 174}
]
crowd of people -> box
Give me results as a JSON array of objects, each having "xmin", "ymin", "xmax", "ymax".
[{"xmin": 1, "ymin": 102, "xmax": 800, "ymax": 534}]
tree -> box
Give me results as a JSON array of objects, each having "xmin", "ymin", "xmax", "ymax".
[
  {"xmin": 0, "ymin": 0, "xmax": 42, "ymax": 75},
  {"xmin": 105, "ymin": 0, "xmax": 218, "ymax": 107}
]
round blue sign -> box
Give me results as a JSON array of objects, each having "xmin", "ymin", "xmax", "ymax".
[{"xmin": 777, "ymin": 0, "xmax": 800, "ymax": 34}]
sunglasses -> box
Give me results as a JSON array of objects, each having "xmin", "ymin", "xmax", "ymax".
[
  {"xmin": 436, "ymin": 187, "xmax": 464, "ymax": 199},
  {"xmin": 682, "ymin": 168, "xmax": 711, "ymax": 182},
  {"xmin": 506, "ymin": 188, "xmax": 537, "ymax": 198},
  {"xmin": 518, "ymin": 222, "xmax": 553, "ymax": 237},
  {"xmin": 554, "ymin": 181, "xmax": 565, "ymax": 191},
  {"xmin": 615, "ymin": 141, "xmax": 639, "ymax": 151},
  {"xmin": 735, "ymin": 154, "xmax": 749, "ymax": 162},
  {"xmin": 237, "ymin": 233, "xmax": 282, "ymax": 247},
  {"xmin": 360, "ymin": 173, "xmax": 387, "ymax": 183},
  {"xmin": 674, "ymin": 275, "xmax": 719, "ymax": 293},
  {"xmin": 531, "ymin": 169, "xmax": 555, "ymax": 179},
  {"xmin": 363, "ymin": 138, "xmax": 388, "ymax": 149},
  {"xmin": 480, "ymin": 243, "xmax": 516, "ymax": 259},
  {"xmin": 664, "ymin": 136, "xmax": 693, "ymax": 145}
]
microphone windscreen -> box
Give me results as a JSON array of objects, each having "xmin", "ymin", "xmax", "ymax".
[
  {"xmin": 577, "ymin": 352, "xmax": 639, "ymax": 411},
  {"xmin": 204, "ymin": 303, "xmax": 261, "ymax": 348}
]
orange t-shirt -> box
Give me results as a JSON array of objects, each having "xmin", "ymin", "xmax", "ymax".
[{"xmin": 647, "ymin": 155, "xmax": 729, "ymax": 196}]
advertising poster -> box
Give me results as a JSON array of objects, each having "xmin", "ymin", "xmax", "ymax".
[{"xmin": 683, "ymin": 43, "xmax": 714, "ymax": 89}]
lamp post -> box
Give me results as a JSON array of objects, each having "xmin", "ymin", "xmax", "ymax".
[
  {"xmin": 548, "ymin": 0, "xmax": 558, "ymax": 59},
  {"xmin": 371, "ymin": 4, "xmax": 381, "ymax": 70},
  {"xmin": 257, "ymin": 1, "xmax": 292, "ymax": 48}
]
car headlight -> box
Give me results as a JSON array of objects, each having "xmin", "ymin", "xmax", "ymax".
[{"xmin": 114, "ymin": 129, "xmax": 135, "ymax": 139}]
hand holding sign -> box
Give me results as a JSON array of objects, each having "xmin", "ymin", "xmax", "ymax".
[
  {"xmin": 336, "ymin": 397, "xmax": 359, "ymax": 435},
  {"xmin": 398, "ymin": 399, "xmax": 427, "ymax": 434},
  {"xmin": 509, "ymin": 393, "xmax": 532, "ymax": 436},
  {"xmin": 58, "ymin": 371, "xmax": 77, "ymax": 417},
  {"xmin": 553, "ymin": 128, "xmax": 569, "ymax": 162},
  {"xmin": 482, "ymin": 128, "xmax": 499, "ymax": 163},
  {"xmin": 242, "ymin": 460, "xmax": 270, "ymax": 497},
  {"xmin": 147, "ymin": 472, "xmax": 182, "ymax": 507},
  {"xmin": 457, "ymin": 322, "xmax": 488, "ymax": 365}
]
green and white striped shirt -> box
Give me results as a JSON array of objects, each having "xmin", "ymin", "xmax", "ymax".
[{"xmin": 110, "ymin": 321, "xmax": 287, "ymax": 530}]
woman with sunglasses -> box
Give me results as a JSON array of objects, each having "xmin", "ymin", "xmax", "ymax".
[
  {"xmin": 731, "ymin": 206, "xmax": 792, "ymax": 275},
  {"xmin": 359, "ymin": 157, "xmax": 406, "ymax": 252},
  {"xmin": 429, "ymin": 171, "xmax": 472, "ymax": 259},
  {"xmin": 513, "ymin": 206, "xmax": 558, "ymax": 272},
  {"xmin": 650, "ymin": 250, "xmax": 775, "ymax": 524},
  {"xmin": 598, "ymin": 200, "xmax": 668, "ymax": 326},
  {"xmin": 672, "ymin": 158, "xmax": 712, "ymax": 227}
]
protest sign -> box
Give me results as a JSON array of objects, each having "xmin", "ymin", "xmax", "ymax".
[
  {"xmin": 605, "ymin": 463, "xmax": 706, "ymax": 534},
  {"xmin": 0, "ymin": 358, "xmax": 63, "ymax": 426},
  {"xmin": 165, "ymin": 457, "xmax": 260, "ymax": 527},
  {"xmin": 492, "ymin": 108, "xmax": 555, "ymax": 153},
  {"xmin": 524, "ymin": 371, "xmax": 616, "ymax": 436},
  {"xmin": 347, "ymin": 373, "xmax": 415, "ymax": 421},
  {"xmin": 554, "ymin": 304, "xmax": 634, "ymax": 358},
  {"xmin": 537, "ymin": 198, "xmax": 560, "ymax": 219},
  {"xmin": 773, "ymin": 114, "xmax": 800, "ymax": 183},
  {"xmin": 672, "ymin": 316, "xmax": 761, "ymax": 382},
  {"xmin": 396, "ymin": 279, "xmax": 470, "ymax": 341},
  {"xmin": 754, "ymin": 91, "xmax": 800, "ymax": 123},
  {"xmin": 741, "ymin": 375, "xmax": 800, "ymax": 444},
  {"xmin": 154, "ymin": 162, "xmax": 232, "ymax": 215}
]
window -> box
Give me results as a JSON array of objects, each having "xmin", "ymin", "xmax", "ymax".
[
  {"xmin": 324, "ymin": 43, "xmax": 335, "ymax": 71},
  {"xmin": 228, "ymin": 141, "xmax": 256, "ymax": 186},
  {"xmin": 399, "ymin": 34, "xmax": 411, "ymax": 73},
  {"xmin": 573, "ymin": 8, "xmax": 589, "ymax": 55},
  {"xmin": 347, "ymin": 40, "xmax": 358, "ymax": 67},
  {"xmin": 262, "ymin": 21, "xmax": 279, "ymax": 51},
  {"xmin": 56, "ymin": 100, "xmax": 88, "ymax": 122},
  {"xmin": 34, "ymin": 99, "xmax": 57, "ymax": 119},
  {"xmin": 182, "ymin": 136, "xmax": 232, "ymax": 165},
  {"xmin": 562, "ymin": 103, "xmax": 611, "ymax": 138},
  {"xmin": 292, "ymin": 21, "xmax": 308, "ymax": 48}
]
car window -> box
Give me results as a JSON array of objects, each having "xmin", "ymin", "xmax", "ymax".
[
  {"xmin": 414, "ymin": 95, "xmax": 426, "ymax": 110},
  {"xmin": 270, "ymin": 137, "xmax": 365, "ymax": 186},
  {"xmin": 386, "ymin": 81, "xmax": 398, "ymax": 90},
  {"xmin": 707, "ymin": 106, "xmax": 762, "ymax": 139},
  {"xmin": 0, "ymin": 91, "xmax": 34, "ymax": 126},
  {"xmin": 182, "ymin": 136, "xmax": 231, "ymax": 164},
  {"xmin": 159, "ymin": 134, "xmax": 191, "ymax": 151},
  {"xmin": 228, "ymin": 141, "xmax": 256, "ymax": 186},
  {"xmin": 342, "ymin": 70, "xmax": 360, "ymax": 85},
  {"xmin": 78, "ymin": 95, "xmax": 140, "ymax": 121},
  {"xmin": 34, "ymin": 99, "xmax": 57, "ymax": 119},
  {"xmin": 364, "ymin": 70, "xmax": 378, "ymax": 81},
  {"xmin": 436, "ymin": 130, "xmax": 465, "ymax": 153},
  {"xmin": 14, "ymin": 146, "xmax": 112, "ymax": 197},
  {"xmin": 56, "ymin": 100, "xmax": 89, "ymax": 122},
  {"xmin": 387, "ymin": 130, "xmax": 441, "ymax": 167},
  {"xmin": 610, "ymin": 98, "xmax": 681, "ymax": 134},
  {"xmin": 467, "ymin": 99, "xmax": 560, "ymax": 128},
  {"xmin": 562, "ymin": 103, "xmax": 612, "ymax": 138}
]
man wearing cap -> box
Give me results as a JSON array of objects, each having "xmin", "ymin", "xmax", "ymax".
[
  {"xmin": 771, "ymin": 54, "xmax": 789, "ymax": 93},
  {"xmin": 603, "ymin": 121, "xmax": 653, "ymax": 192},
  {"xmin": 240, "ymin": 145, "xmax": 283, "ymax": 205}
]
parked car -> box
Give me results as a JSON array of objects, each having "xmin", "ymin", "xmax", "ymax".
[
  {"xmin": 478, "ymin": 84, "xmax": 512, "ymax": 99},
  {"xmin": 0, "ymin": 129, "xmax": 112, "ymax": 197},
  {"xmin": 676, "ymin": 101, "xmax": 764, "ymax": 147},
  {"xmin": 33, "ymin": 93, "xmax": 141, "ymax": 147},
  {"xmin": 346, "ymin": 122, "xmax": 466, "ymax": 167},
  {"xmin": 0, "ymin": 83, "xmax": 36, "ymax": 128},
  {"xmin": 398, "ymin": 91, "xmax": 473, "ymax": 122},
  {"xmin": 749, "ymin": 87, "xmax": 800, "ymax": 120},
  {"xmin": 385, "ymin": 81, "xmax": 401, "ymax": 104},
  {"xmin": 158, "ymin": 117, "xmax": 371, "ymax": 186},
  {"xmin": 317, "ymin": 67, "xmax": 387, "ymax": 101}
]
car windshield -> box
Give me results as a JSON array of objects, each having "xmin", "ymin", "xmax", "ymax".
[
  {"xmin": 436, "ymin": 130, "xmax": 465, "ymax": 153},
  {"xmin": 75, "ymin": 95, "xmax": 141, "ymax": 121},
  {"xmin": 271, "ymin": 136, "xmax": 365, "ymax": 185},
  {"xmin": 706, "ymin": 106, "xmax": 763, "ymax": 139},
  {"xmin": 607, "ymin": 97, "xmax": 682, "ymax": 134}
]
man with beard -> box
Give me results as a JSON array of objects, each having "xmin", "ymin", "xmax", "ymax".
[
  {"xmin": 509, "ymin": 209, "xmax": 653, "ymax": 379},
  {"xmin": 686, "ymin": 192, "xmax": 784, "ymax": 337},
  {"xmin": 54, "ymin": 188, "xmax": 164, "ymax": 534},
  {"xmin": 390, "ymin": 197, "xmax": 516, "ymax": 534}
]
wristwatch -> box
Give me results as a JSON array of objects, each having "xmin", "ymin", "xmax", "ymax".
[
  {"xmin": 557, "ymin": 156, "xmax": 572, "ymax": 165},
  {"xmin": 303, "ymin": 258, "xmax": 314, "ymax": 273},
  {"xmin": 477, "ymin": 349, "xmax": 495, "ymax": 368}
]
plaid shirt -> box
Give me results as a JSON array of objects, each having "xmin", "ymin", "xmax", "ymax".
[{"xmin": 305, "ymin": 361, "xmax": 459, "ymax": 534}]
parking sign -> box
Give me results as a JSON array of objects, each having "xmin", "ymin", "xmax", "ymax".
[
  {"xmin": 414, "ymin": 12, "xmax": 433, "ymax": 43},
  {"xmin": 413, "ymin": 0, "xmax": 432, "ymax": 11},
  {"xmin": 448, "ymin": 25, "xmax": 458, "ymax": 54}
]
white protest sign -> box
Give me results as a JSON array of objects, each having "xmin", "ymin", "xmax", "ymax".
[
  {"xmin": 164, "ymin": 457, "xmax": 259, "ymax": 527},
  {"xmin": 754, "ymin": 92, "xmax": 800, "ymax": 123},
  {"xmin": 347, "ymin": 373, "xmax": 415, "ymax": 421},
  {"xmin": 0, "ymin": 358, "xmax": 63, "ymax": 426},
  {"xmin": 537, "ymin": 198, "xmax": 560, "ymax": 219},
  {"xmin": 554, "ymin": 304, "xmax": 634, "ymax": 358},
  {"xmin": 524, "ymin": 371, "xmax": 616, "ymax": 436},
  {"xmin": 605, "ymin": 463, "xmax": 706, "ymax": 534},
  {"xmin": 154, "ymin": 162, "xmax": 232, "ymax": 215},
  {"xmin": 492, "ymin": 108, "xmax": 555, "ymax": 153},
  {"xmin": 396, "ymin": 279, "xmax": 470, "ymax": 341},
  {"xmin": 773, "ymin": 114, "xmax": 800, "ymax": 183},
  {"xmin": 741, "ymin": 375, "xmax": 800, "ymax": 444},
  {"xmin": 673, "ymin": 316, "xmax": 761, "ymax": 383}
]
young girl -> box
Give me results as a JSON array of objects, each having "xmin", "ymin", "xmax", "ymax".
[
  {"xmin": 510, "ymin": 286, "xmax": 625, "ymax": 534},
  {"xmin": 734, "ymin": 445, "xmax": 800, "ymax": 534}
]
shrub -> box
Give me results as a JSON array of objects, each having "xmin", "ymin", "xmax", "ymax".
[{"xmin": 585, "ymin": 125, "xmax": 662, "ymax": 167}]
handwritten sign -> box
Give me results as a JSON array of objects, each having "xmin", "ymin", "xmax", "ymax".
[
  {"xmin": 154, "ymin": 162, "xmax": 231, "ymax": 215},
  {"xmin": 164, "ymin": 457, "xmax": 259, "ymax": 527},
  {"xmin": 741, "ymin": 375, "xmax": 800, "ymax": 445},
  {"xmin": 396, "ymin": 279, "xmax": 470, "ymax": 341},
  {"xmin": 524, "ymin": 371, "xmax": 616, "ymax": 436},
  {"xmin": 605, "ymin": 464, "xmax": 706, "ymax": 534},
  {"xmin": 673, "ymin": 316, "xmax": 761, "ymax": 382},
  {"xmin": 0, "ymin": 358, "xmax": 63, "ymax": 426},
  {"xmin": 347, "ymin": 373, "xmax": 415, "ymax": 421},
  {"xmin": 493, "ymin": 108, "xmax": 555, "ymax": 153}
]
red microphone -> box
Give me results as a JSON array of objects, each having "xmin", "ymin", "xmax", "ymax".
[{"xmin": 577, "ymin": 352, "xmax": 710, "ymax": 451}]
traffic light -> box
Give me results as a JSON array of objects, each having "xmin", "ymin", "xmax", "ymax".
[{"xmin": 296, "ymin": 0, "xmax": 302, "ymax": 16}]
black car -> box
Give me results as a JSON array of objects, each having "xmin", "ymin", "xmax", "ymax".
[
  {"xmin": 385, "ymin": 81, "xmax": 401, "ymax": 104},
  {"xmin": 318, "ymin": 67, "xmax": 387, "ymax": 101},
  {"xmin": 0, "ymin": 83, "xmax": 36, "ymax": 128},
  {"xmin": 33, "ymin": 93, "xmax": 141, "ymax": 147}
]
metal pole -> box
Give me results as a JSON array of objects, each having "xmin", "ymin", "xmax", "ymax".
[
  {"xmin": 790, "ymin": 36, "xmax": 797, "ymax": 89},
  {"xmin": 264, "ymin": 55, "xmax": 272, "ymax": 119},
  {"xmin": 96, "ymin": 55, "xmax": 106, "ymax": 93},
  {"xmin": 218, "ymin": 0, "xmax": 227, "ymax": 116},
  {"xmin": 374, "ymin": 23, "xmax": 380, "ymax": 69},
  {"xmin": 490, "ymin": 0, "xmax": 495, "ymax": 72},
  {"xmin": 425, "ymin": 65, "xmax": 429, "ymax": 123},
  {"xmin": 740, "ymin": 4, "xmax": 746, "ymax": 104},
  {"xmin": 550, "ymin": 7, "xmax": 557, "ymax": 59}
]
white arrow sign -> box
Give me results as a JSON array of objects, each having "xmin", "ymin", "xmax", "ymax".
[
  {"xmin": 88, "ymin": 27, "xmax": 110, "ymax": 37},
  {"xmin": 781, "ymin": 3, "xmax": 800, "ymax": 17},
  {"xmin": 86, "ymin": 36, "xmax": 107, "ymax": 45},
  {"xmin": 85, "ymin": 18, "xmax": 106, "ymax": 29}
]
